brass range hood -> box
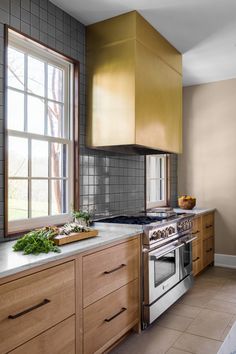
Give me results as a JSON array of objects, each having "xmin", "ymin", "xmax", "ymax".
[{"xmin": 86, "ymin": 11, "xmax": 182, "ymax": 155}]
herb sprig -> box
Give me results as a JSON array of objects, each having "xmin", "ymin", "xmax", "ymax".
[{"xmin": 13, "ymin": 227, "xmax": 61, "ymax": 255}]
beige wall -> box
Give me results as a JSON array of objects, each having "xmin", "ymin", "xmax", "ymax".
[{"xmin": 179, "ymin": 79, "xmax": 236, "ymax": 255}]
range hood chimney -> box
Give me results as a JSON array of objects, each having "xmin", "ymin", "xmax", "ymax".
[{"xmin": 86, "ymin": 11, "xmax": 182, "ymax": 155}]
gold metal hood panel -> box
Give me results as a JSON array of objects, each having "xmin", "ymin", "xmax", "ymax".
[{"xmin": 86, "ymin": 11, "xmax": 182, "ymax": 154}]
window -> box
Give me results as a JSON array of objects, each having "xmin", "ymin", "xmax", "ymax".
[
  {"xmin": 146, "ymin": 155, "xmax": 168, "ymax": 208},
  {"xmin": 7, "ymin": 30, "xmax": 73, "ymax": 234}
]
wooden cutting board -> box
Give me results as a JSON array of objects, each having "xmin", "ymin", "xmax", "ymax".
[{"xmin": 54, "ymin": 230, "xmax": 99, "ymax": 246}]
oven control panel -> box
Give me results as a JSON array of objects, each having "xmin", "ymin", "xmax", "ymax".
[
  {"xmin": 150, "ymin": 224, "xmax": 177, "ymax": 241},
  {"xmin": 177, "ymin": 218, "xmax": 193, "ymax": 233}
]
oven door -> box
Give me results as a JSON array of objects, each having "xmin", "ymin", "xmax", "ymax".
[
  {"xmin": 179, "ymin": 234, "xmax": 197, "ymax": 280},
  {"xmin": 143, "ymin": 242, "xmax": 183, "ymax": 305}
]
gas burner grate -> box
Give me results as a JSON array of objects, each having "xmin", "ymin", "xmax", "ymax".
[{"xmin": 97, "ymin": 215, "xmax": 168, "ymax": 225}]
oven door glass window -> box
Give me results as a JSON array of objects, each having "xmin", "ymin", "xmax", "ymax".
[
  {"xmin": 153, "ymin": 250, "xmax": 176, "ymax": 287},
  {"xmin": 183, "ymin": 242, "xmax": 191, "ymax": 269}
]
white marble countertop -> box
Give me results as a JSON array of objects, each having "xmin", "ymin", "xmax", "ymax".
[
  {"xmin": 0, "ymin": 224, "xmax": 142, "ymax": 279},
  {"xmin": 174, "ymin": 207, "xmax": 216, "ymax": 216}
]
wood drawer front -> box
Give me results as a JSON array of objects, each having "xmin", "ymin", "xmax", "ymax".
[
  {"xmin": 192, "ymin": 242, "xmax": 202, "ymax": 276},
  {"xmin": 202, "ymin": 213, "xmax": 214, "ymax": 240},
  {"xmin": 0, "ymin": 261, "xmax": 75, "ymax": 354},
  {"xmin": 192, "ymin": 217, "xmax": 202, "ymax": 246},
  {"xmin": 83, "ymin": 238, "xmax": 139, "ymax": 307},
  {"xmin": 83, "ymin": 279, "xmax": 139, "ymax": 354},
  {"xmin": 203, "ymin": 237, "xmax": 214, "ymax": 267},
  {"xmin": 9, "ymin": 316, "xmax": 75, "ymax": 354}
]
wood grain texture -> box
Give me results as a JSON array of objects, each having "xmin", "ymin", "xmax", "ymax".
[
  {"xmin": 9, "ymin": 316, "xmax": 75, "ymax": 354},
  {"xmin": 192, "ymin": 216, "xmax": 202, "ymax": 246},
  {"xmin": 192, "ymin": 212, "xmax": 215, "ymax": 276},
  {"xmin": 202, "ymin": 212, "xmax": 214, "ymax": 240},
  {"xmin": 83, "ymin": 238, "xmax": 139, "ymax": 307},
  {"xmin": 54, "ymin": 230, "xmax": 98, "ymax": 245},
  {"xmin": 192, "ymin": 241, "xmax": 203, "ymax": 276},
  {"xmin": 83, "ymin": 279, "xmax": 139, "ymax": 354},
  {"xmin": 0, "ymin": 261, "xmax": 75, "ymax": 353},
  {"xmin": 203, "ymin": 237, "xmax": 214, "ymax": 267}
]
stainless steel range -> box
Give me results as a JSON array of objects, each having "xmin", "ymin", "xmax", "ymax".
[{"xmin": 96, "ymin": 211, "xmax": 196, "ymax": 329}]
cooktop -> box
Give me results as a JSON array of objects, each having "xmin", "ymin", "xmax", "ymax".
[{"xmin": 97, "ymin": 213, "xmax": 175, "ymax": 225}]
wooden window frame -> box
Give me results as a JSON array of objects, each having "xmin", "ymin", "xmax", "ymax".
[
  {"xmin": 145, "ymin": 154, "xmax": 170, "ymax": 210},
  {"xmin": 4, "ymin": 25, "xmax": 80, "ymax": 237}
]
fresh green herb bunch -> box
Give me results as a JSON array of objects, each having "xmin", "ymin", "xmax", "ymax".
[
  {"xmin": 13, "ymin": 227, "xmax": 61, "ymax": 255},
  {"xmin": 72, "ymin": 210, "xmax": 91, "ymax": 225}
]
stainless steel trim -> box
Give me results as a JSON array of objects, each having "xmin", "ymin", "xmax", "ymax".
[
  {"xmin": 150, "ymin": 242, "xmax": 184, "ymax": 259},
  {"xmin": 146, "ymin": 242, "xmax": 180, "ymax": 304},
  {"xmin": 142, "ymin": 274, "xmax": 194, "ymax": 328},
  {"xmin": 184, "ymin": 236, "xmax": 197, "ymax": 244}
]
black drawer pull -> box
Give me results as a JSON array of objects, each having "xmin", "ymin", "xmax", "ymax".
[
  {"xmin": 192, "ymin": 230, "xmax": 200, "ymax": 235},
  {"xmin": 193, "ymin": 257, "xmax": 200, "ymax": 262},
  {"xmin": 206, "ymin": 248, "xmax": 213, "ymax": 253},
  {"xmin": 104, "ymin": 264, "xmax": 126, "ymax": 274},
  {"xmin": 206, "ymin": 224, "xmax": 213, "ymax": 229},
  {"xmin": 104, "ymin": 307, "xmax": 127, "ymax": 322},
  {"xmin": 8, "ymin": 299, "xmax": 50, "ymax": 319}
]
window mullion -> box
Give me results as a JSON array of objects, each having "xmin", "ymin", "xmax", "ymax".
[
  {"xmin": 48, "ymin": 143, "xmax": 51, "ymax": 215},
  {"xmin": 44, "ymin": 62, "xmax": 48, "ymax": 136},
  {"xmin": 28, "ymin": 138, "xmax": 32, "ymax": 219},
  {"xmin": 24, "ymin": 53, "xmax": 28, "ymax": 132}
]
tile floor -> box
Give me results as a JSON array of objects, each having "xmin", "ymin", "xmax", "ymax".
[{"xmin": 110, "ymin": 267, "xmax": 236, "ymax": 354}]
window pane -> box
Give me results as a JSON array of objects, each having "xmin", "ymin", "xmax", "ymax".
[
  {"xmin": 7, "ymin": 89, "xmax": 25, "ymax": 131},
  {"xmin": 48, "ymin": 101, "xmax": 63, "ymax": 137},
  {"xmin": 51, "ymin": 179, "xmax": 67, "ymax": 215},
  {"xmin": 9, "ymin": 179, "xmax": 28, "ymax": 220},
  {"xmin": 8, "ymin": 136, "xmax": 28, "ymax": 177},
  {"xmin": 51, "ymin": 143, "xmax": 67, "ymax": 178},
  {"xmin": 48, "ymin": 65, "xmax": 63, "ymax": 102},
  {"xmin": 27, "ymin": 95, "xmax": 45, "ymax": 134},
  {"xmin": 28, "ymin": 56, "xmax": 45, "ymax": 96},
  {"xmin": 8, "ymin": 47, "xmax": 24, "ymax": 90},
  {"xmin": 31, "ymin": 180, "xmax": 48, "ymax": 217},
  {"xmin": 32, "ymin": 140, "xmax": 48, "ymax": 177}
]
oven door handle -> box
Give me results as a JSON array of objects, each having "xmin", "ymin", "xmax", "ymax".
[
  {"xmin": 150, "ymin": 242, "xmax": 184, "ymax": 260},
  {"xmin": 183, "ymin": 236, "xmax": 198, "ymax": 245}
]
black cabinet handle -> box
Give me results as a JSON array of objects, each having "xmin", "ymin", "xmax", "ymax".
[
  {"xmin": 8, "ymin": 299, "xmax": 50, "ymax": 319},
  {"xmin": 206, "ymin": 248, "xmax": 213, "ymax": 253},
  {"xmin": 104, "ymin": 264, "xmax": 126, "ymax": 274},
  {"xmin": 206, "ymin": 224, "xmax": 213, "ymax": 229},
  {"xmin": 104, "ymin": 307, "xmax": 127, "ymax": 322},
  {"xmin": 193, "ymin": 257, "xmax": 200, "ymax": 262},
  {"xmin": 192, "ymin": 230, "xmax": 200, "ymax": 235}
]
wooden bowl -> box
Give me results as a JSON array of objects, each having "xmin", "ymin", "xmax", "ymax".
[{"xmin": 178, "ymin": 197, "xmax": 196, "ymax": 210}]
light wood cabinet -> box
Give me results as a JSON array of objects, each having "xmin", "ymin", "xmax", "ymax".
[
  {"xmin": 0, "ymin": 235, "xmax": 140, "ymax": 354},
  {"xmin": 203, "ymin": 237, "xmax": 214, "ymax": 267},
  {"xmin": 192, "ymin": 241, "xmax": 202, "ymax": 276},
  {"xmin": 83, "ymin": 238, "xmax": 139, "ymax": 307},
  {"xmin": 82, "ymin": 237, "xmax": 140, "ymax": 354},
  {"xmin": 9, "ymin": 316, "xmax": 76, "ymax": 354},
  {"xmin": 202, "ymin": 213, "xmax": 214, "ymax": 240},
  {"xmin": 83, "ymin": 280, "xmax": 139, "ymax": 354},
  {"xmin": 0, "ymin": 261, "xmax": 75, "ymax": 354},
  {"xmin": 192, "ymin": 216, "xmax": 202, "ymax": 246},
  {"xmin": 192, "ymin": 212, "xmax": 215, "ymax": 276}
]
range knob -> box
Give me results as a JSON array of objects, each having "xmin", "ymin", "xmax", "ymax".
[
  {"xmin": 161, "ymin": 230, "xmax": 166, "ymax": 238},
  {"xmin": 151, "ymin": 230, "xmax": 162, "ymax": 240}
]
